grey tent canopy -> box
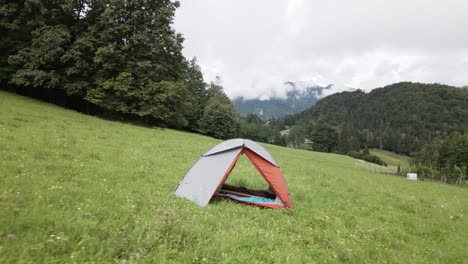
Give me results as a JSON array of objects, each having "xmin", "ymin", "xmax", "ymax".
[{"xmin": 174, "ymin": 139, "xmax": 292, "ymax": 209}]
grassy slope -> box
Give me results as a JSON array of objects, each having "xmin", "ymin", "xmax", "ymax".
[
  {"xmin": 1, "ymin": 91, "xmax": 467, "ymax": 263},
  {"xmin": 370, "ymin": 149, "xmax": 411, "ymax": 168}
]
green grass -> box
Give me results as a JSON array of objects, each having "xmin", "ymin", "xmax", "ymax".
[
  {"xmin": 225, "ymin": 155, "xmax": 270, "ymax": 190},
  {"xmin": 1, "ymin": 91, "xmax": 467, "ymax": 263},
  {"xmin": 370, "ymin": 148, "xmax": 412, "ymax": 174},
  {"xmin": 370, "ymin": 149, "xmax": 411, "ymax": 167}
]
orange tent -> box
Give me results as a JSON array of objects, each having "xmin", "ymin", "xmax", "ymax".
[{"xmin": 174, "ymin": 139, "xmax": 292, "ymax": 209}]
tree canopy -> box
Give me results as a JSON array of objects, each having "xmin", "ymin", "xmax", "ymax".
[
  {"xmin": 1, "ymin": 0, "xmax": 239, "ymax": 135},
  {"xmin": 283, "ymin": 82, "xmax": 468, "ymax": 155}
]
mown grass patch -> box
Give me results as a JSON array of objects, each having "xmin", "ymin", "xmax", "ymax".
[
  {"xmin": 1, "ymin": 91, "xmax": 467, "ymax": 263},
  {"xmin": 370, "ymin": 148, "xmax": 411, "ymax": 168}
]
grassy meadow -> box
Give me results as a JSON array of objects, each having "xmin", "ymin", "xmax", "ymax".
[
  {"xmin": 371, "ymin": 149, "xmax": 412, "ymax": 171},
  {"xmin": 1, "ymin": 91, "xmax": 467, "ymax": 263}
]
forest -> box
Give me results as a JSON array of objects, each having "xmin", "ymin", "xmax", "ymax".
[
  {"xmin": 0, "ymin": 0, "xmax": 265, "ymax": 139},
  {"xmin": 1, "ymin": 1, "xmax": 467, "ymax": 185},
  {"xmin": 277, "ymin": 83, "xmax": 467, "ymax": 153},
  {"xmin": 270, "ymin": 82, "xmax": 468, "ymax": 185}
]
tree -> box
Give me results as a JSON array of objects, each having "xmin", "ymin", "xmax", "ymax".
[
  {"xmin": 288, "ymin": 126, "xmax": 307, "ymax": 149},
  {"xmin": 183, "ymin": 57, "xmax": 207, "ymax": 130},
  {"xmin": 84, "ymin": 0, "xmax": 186, "ymax": 119},
  {"xmin": 0, "ymin": 0, "xmax": 49, "ymax": 87},
  {"xmin": 141, "ymin": 81, "xmax": 193, "ymax": 128},
  {"xmin": 415, "ymin": 132, "xmax": 468, "ymax": 185},
  {"xmin": 199, "ymin": 83, "xmax": 240, "ymax": 139},
  {"xmin": 281, "ymin": 82, "xmax": 468, "ymax": 155},
  {"xmin": 308, "ymin": 122, "xmax": 339, "ymax": 153},
  {"xmin": 9, "ymin": 25, "xmax": 71, "ymax": 91},
  {"xmin": 337, "ymin": 125, "xmax": 358, "ymax": 153},
  {"xmin": 2, "ymin": 0, "xmax": 226, "ymax": 132},
  {"xmin": 199, "ymin": 97, "xmax": 239, "ymax": 139},
  {"xmin": 362, "ymin": 146, "xmax": 370, "ymax": 155}
]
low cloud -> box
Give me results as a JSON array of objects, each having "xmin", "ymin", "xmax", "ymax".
[{"xmin": 175, "ymin": 0, "xmax": 468, "ymax": 99}]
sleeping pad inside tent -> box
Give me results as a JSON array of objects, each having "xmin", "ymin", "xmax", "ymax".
[
  {"xmin": 174, "ymin": 138, "xmax": 292, "ymax": 209},
  {"xmin": 216, "ymin": 183, "xmax": 276, "ymax": 203}
]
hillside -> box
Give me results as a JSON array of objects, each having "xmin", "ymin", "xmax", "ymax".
[
  {"xmin": 1, "ymin": 91, "xmax": 468, "ymax": 263},
  {"xmin": 290, "ymin": 82, "xmax": 468, "ymax": 155},
  {"xmin": 233, "ymin": 84, "xmax": 332, "ymax": 120},
  {"xmin": 370, "ymin": 149, "xmax": 411, "ymax": 168},
  {"xmin": 370, "ymin": 149, "xmax": 411, "ymax": 173}
]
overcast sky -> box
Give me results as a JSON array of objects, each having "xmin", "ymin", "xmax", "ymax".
[{"xmin": 174, "ymin": 0, "xmax": 468, "ymax": 99}]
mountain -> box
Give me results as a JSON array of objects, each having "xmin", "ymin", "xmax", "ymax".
[
  {"xmin": 233, "ymin": 83, "xmax": 332, "ymax": 120},
  {"xmin": 289, "ymin": 82, "xmax": 468, "ymax": 155}
]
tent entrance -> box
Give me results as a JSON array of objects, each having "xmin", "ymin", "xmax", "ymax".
[
  {"xmin": 215, "ymin": 154, "xmax": 277, "ymax": 202},
  {"xmin": 218, "ymin": 184, "xmax": 275, "ymax": 199}
]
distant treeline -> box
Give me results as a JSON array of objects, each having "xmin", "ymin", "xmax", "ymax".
[
  {"xmin": 0, "ymin": 0, "xmax": 286, "ymax": 140},
  {"xmin": 279, "ymin": 82, "xmax": 468, "ymax": 154},
  {"xmin": 409, "ymin": 132, "xmax": 468, "ymax": 185},
  {"xmin": 264, "ymin": 82, "xmax": 468, "ymax": 185}
]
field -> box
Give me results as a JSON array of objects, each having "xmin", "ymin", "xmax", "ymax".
[
  {"xmin": 370, "ymin": 148, "xmax": 411, "ymax": 170},
  {"xmin": 1, "ymin": 91, "xmax": 467, "ymax": 263}
]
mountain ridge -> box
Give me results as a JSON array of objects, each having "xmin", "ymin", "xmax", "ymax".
[
  {"xmin": 233, "ymin": 83, "xmax": 333, "ymax": 120},
  {"xmin": 286, "ymin": 82, "xmax": 468, "ymax": 154}
]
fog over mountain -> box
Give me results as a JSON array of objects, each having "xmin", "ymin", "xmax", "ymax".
[
  {"xmin": 233, "ymin": 82, "xmax": 355, "ymax": 119},
  {"xmin": 175, "ymin": 0, "xmax": 468, "ymax": 100}
]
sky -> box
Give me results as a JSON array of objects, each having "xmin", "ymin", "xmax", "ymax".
[{"xmin": 174, "ymin": 0, "xmax": 468, "ymax": 99}]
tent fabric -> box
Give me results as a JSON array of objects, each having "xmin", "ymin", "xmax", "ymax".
[
  {"xmin": 243, "ymin": 139, "xmax": 278, "ymax": 167},
  {"xmin": 174, "ymin": 148, "xmax": 242, "ymax": 207},
  {"xmin": 243, "ymin": 148, "xmax": 292, "ymax": 208},
  {"xmin": 204, "ymin": 138, "xmax": 244, "ymax": 156},
  {"xmin": 203, "ymin": 138, "xmax": 279, "ymax": 167},
  {"xmin": 174, "ymin": 139, "xmax": 292, "ymax": 209}
]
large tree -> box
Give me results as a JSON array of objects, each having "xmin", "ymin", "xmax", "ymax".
[
  {"xmin": 6, "ymin": 0, "xmax": 94, "ymax": 103},
  {"xmin": 9, "ymin": 25, "xmax": 71, "ymax": 90},
  {"xmin": 199, "ymin": 83, "xmax": 240, "ymax": 139},
  {"xmin": 0, "ymin": 0, "xmax": 43, "ymax": 86},
  {"xmin": 182, "ymin": 57, "xmax": 208, "ymax": 130},
  {"xmin": 84, "ymin": 0, "xmax": 191, "ymax": 123},
  {"xmin": 2, "ymin": 0, "xmax": 88, "ymax": 88},
  {"xmin": 7, "ymin": 0, "xmax": 198, "ymax": 127}
]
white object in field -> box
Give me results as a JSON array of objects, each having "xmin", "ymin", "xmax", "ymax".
[{"xmin": 406, "ymin": 173, "xmax": 417, "ymax": 180}]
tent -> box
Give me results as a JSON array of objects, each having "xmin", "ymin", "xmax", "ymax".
[{"xmin": 174, "ymin": 139, "xmax": 292, "ymax": 209}]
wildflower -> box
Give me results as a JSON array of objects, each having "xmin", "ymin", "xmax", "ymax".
[
  {"xmin": 164, "ymin": 211, "xmax": 173, "ymax": 216},
  {"xmin": 48, "ymin": 185, "xmax": 64, "ymax": 190}
]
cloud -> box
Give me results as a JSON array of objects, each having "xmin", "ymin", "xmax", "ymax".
[{"xmin": 175, "ymin": 0, "xmax": 468, "ymax": 99}]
